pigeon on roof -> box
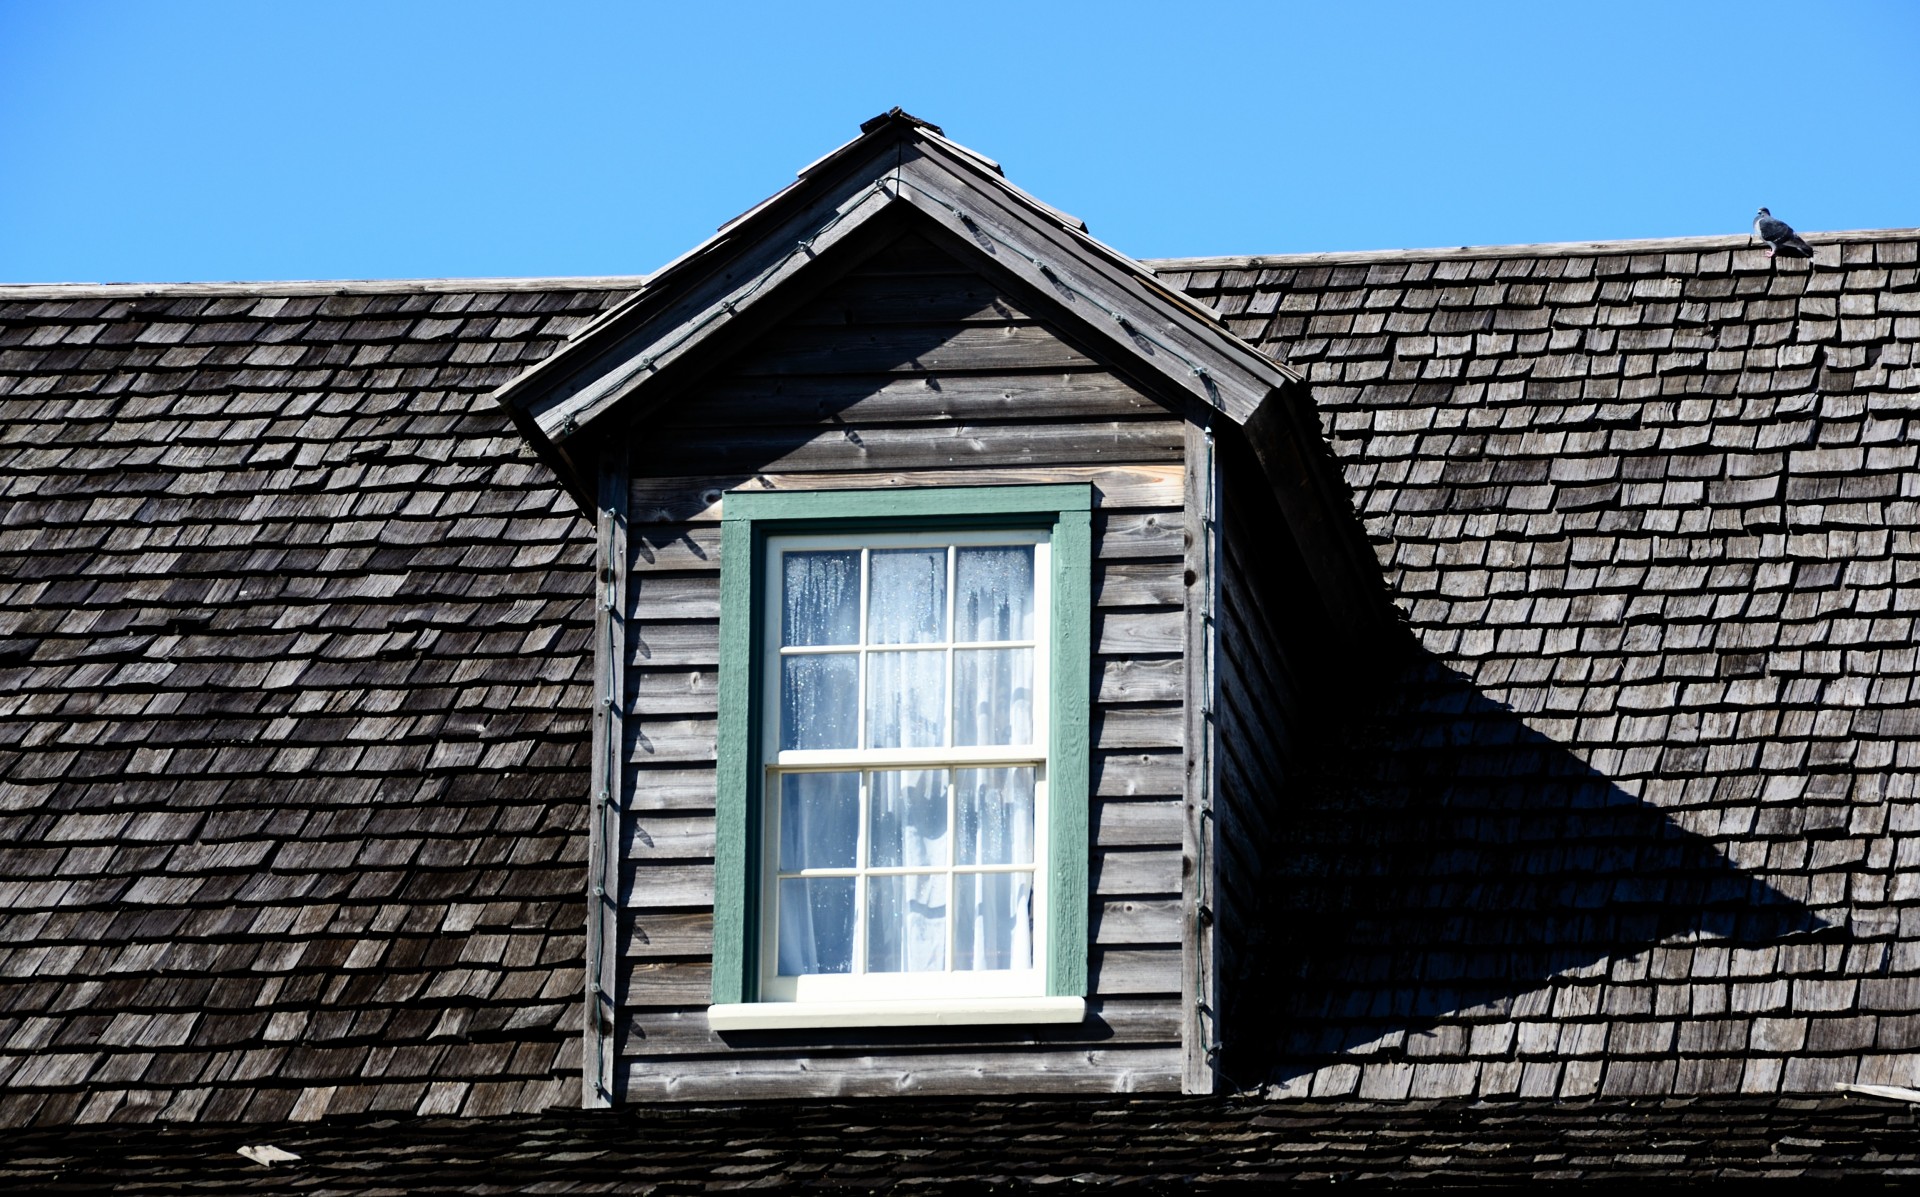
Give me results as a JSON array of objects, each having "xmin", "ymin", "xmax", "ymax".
[{"xmin": 1754, "ymin": 208, "xmax": 1815, "ymax": 259}]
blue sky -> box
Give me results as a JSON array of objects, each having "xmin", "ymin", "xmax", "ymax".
[{"xmin": 2, "ymin": 1, "xmax": 1915, "ymax": 284}]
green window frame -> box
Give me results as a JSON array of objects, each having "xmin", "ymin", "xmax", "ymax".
[{"xmin": 709, "ymin": 484, "xmax": 1092, "ymax": 1019}]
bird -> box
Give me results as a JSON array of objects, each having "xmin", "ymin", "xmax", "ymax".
[
  {"xmin": 1754, "ymin": 208, "xmax": 1815, "ymax": 259},
  {"xmin": 238, "ymin": 1145, "xmax": 302, "ymax": 1167}
]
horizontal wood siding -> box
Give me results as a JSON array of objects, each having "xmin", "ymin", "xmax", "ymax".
[
  {"xmin": 616, "ymin": 231, "xmax": 1188, "ymax": 1100},
  {"xmin": 1210, "ymin": 429, "xmax": 1316, "ymax": 1080}
]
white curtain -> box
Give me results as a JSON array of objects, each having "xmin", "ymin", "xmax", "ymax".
[
  {"xmin": 774, "ymin": 772, "xmax": 858, "ymax": 975},
  {"xmin": 866, "ymin": 770, "xmax": 948, "ymax": 972}
]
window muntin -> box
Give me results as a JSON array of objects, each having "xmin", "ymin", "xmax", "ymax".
[{"xmin": 758, "ymin": 530, "xmax": 1050, "ymax": 1002}]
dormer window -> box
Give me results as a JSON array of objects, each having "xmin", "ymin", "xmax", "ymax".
[
  {"xmin": 489, "ymin": 111, "xmax": 1379, "ymax": 1101},
  {"xmin": 707, "ymin": 487, "xmax": 1092, "ymax": 1030}
]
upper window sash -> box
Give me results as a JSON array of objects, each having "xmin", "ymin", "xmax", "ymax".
[
  {"xmin": 711, "ymin": 485, "xmax": 1093, "ymax": 1009},
  {"xmin": 760, "ymin": 529, "xmax": 1053, "ymax": 767}
]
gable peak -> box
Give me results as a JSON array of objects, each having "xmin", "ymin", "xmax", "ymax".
[
  {"xmin": 491, "ymin": 114, "xmax": 1295, "ymax": 507},
  {"xmin": 858, "ymin": 107, "xmax": 942, "ymax": 137}
]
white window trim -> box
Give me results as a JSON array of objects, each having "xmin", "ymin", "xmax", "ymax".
[{"xmin": 708, "ymin": 995, "xmax": 1086, "ymax": 1032}]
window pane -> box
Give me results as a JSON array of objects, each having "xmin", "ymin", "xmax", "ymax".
[
  {"xmin": 954, "ymin": 545, "xmax": 1034, "ymax": 642},
  {"xmin": 777, "ymin": 771, "xmax": 859, "ymax": 873},
  {"xmin": 865, "ymin": 651, "xmax": 944, "ymax": 748},
  {"xmin": 954, "ymin": 872, "xmax": 1033, "ymax": 971},
  {"xmin": 777, "ymin": 877, "xmax": 855, "ymax": 975},
  {"xmin": 867, "ymin": 873, "xmax": 947, "ymax": 973},
  {"xmin": 956, "ymin": 767, "xmax": 1036, "ymax": 866},
  {"xmin": 953, "ymin": 648, "xmax": 1033, "ymax": 747},
  {"xmin": 867, "ymin": 548, "xmax": 946, "ymax": 644},
  {"xmin": 867, "ymin": 769, "xmax": 948, "ymax": 869},
  {"xmin": 782, "ymin": 550, "xmax": 859, "ymax": 647},
  {"xmin": 780, "ymin": 653, "xmax": 857, "ymax": 751}
]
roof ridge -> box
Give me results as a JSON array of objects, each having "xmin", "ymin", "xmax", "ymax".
[
  {"xmin": 9, "ymin": 223, "xmax": 1913, "ymax": 299},
  {"xmin": 1144, "ymin": 226, "xmax": 1920, "ymax": 271},
  {"xmin": 0, "ymin": 274, "xmax": 652, "ymax": 300}
]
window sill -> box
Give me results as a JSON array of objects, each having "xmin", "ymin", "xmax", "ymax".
[{"xmin": 707, "ymin": 996, "xmax": 1086, "ymax": 1032}]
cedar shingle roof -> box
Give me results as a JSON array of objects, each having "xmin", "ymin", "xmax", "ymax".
[
  {"xmin": 1162, "ymin": 228, "xmax": 1920, "ymax": 1102},
  {"xmin": 2, "ymin": 223, "xmax": 1918, "ymax": 1160},
  {"xmin": 0, "ymin": 281, "xmax": 635, "ymax": 1125}
]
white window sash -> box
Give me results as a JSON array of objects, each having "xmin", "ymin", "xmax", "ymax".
[{"xmin": 755, "ymin": 528, "xmax": 1054, "ymax": 1003}]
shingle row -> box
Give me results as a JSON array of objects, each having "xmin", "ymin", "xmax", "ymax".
[{"xmin": 5, "ymin": 1095, "xmax": 1920, "ymax": 1190}]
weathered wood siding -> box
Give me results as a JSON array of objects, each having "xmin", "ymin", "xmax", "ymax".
[
  {"xmin": 1210, "ymin": 428, "xmax": 1321, "ymax": 1078},
  {"xmin": 614, "ymin": 232, "xmax": 1191, "ymax": 1099}
]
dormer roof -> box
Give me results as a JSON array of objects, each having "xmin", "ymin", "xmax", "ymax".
[
  {"xmin": 490, "ymin": 108, "xmax": 1388, "ymax": 645},
  {"xmin": 491, "ymin": 110, "xmax": 1309, "ymax": 492}
]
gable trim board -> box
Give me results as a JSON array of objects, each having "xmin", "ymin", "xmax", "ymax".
[
  {"xmin": 1181, "ymin": 419, "xmax": 1223, "ymax": 1093},
  {"xmin": 582, "ymin": 450, "xmax": 630, "ymax": 1109}
]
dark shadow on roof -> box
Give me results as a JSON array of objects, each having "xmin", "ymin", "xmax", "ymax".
[{"xmin": 1251, "ymin": 642, "xmax": 1834, "ymax": 1089}]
